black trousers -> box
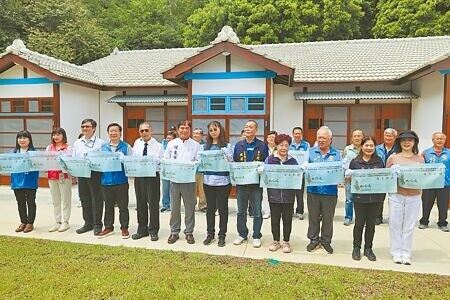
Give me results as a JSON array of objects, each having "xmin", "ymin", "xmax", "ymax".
[
  {"xmin": 269, "ymin": 202, "xmax": 294, "ymax": 242},
  {"xmin": 203, "ymin": 184, "xmax": 231, "ymax": 238},
  {"xmin": 420, "ymin": 187, "xmax": 449, "ymax": 227},
  {"xmin": 307, "ymin": 193, "xmax": 337, "ymax": 245},
  {"xmin": 353, "ymin": 202, "xmax": 382, "ymax": 249},
  {"xmin": 377, "ymin": 195, "xmax": 386, "ymax": 220},
  {"xmin": 102, "ymin": 182, "xmax": 129, "ymax": 230},
  {"xmin": 294, "ymin": 178, "xmax": 305, "ymax": 214},
  {"xmin": 78, "ymin": 171, "xmax": 103, "ymax": 228},
  {"xmin": 134, "ymin": 174, "xmax": 160, "ymax": 235},
  {"xmin": 14, "ymin": 189, "xmax": 37, "ymax": 224}
]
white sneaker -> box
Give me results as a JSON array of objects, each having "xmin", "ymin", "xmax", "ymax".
[
  {"xmin": 233, "ymin": 236, "xmax": 247, "ymax": 245},
  {"xmin": 393, "ymin": 256, "xmax": 402, "ymax": 264},
  {"xmin": 269, "ymin": 241, "xmax": 281, "ymax": 251},
  {"xmin": 58, "ymin": 222, "xmax": 70, "ymax": 232},
  {"xmin": 48, "ymin": 223, "xmax": 61, "ymax": 232},
  {"xmin": 253, "ymin": 238, "xmax": 262, "ymax": 248},
  {"xmin": 402, "ymin": 257, "xmax": 411, "ymax": 265},
  {"xmin": 262, "ymin": 212, "xmax": 270, "ymax": 219},
  {"xmin": 282, "ymin": 242, "xmax": 292, "ymax": 253}
]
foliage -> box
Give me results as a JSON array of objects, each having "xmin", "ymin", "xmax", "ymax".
[
  {"xmin": 0, "ymin": 0, "xmax": 29, "ymax": 49},
  {"xmin": 0, "ymin": 236, "xmax": 449, "ymax": 298}
]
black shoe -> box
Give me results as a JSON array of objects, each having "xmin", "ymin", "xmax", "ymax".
[
  {"xmin": 203, "ymin": 234, "xmax": 215, "ymax": 246},
  {"xmin": 364, "ymin": 249, "xmax": 377, "ymax": 261},
  {"xmin": 167, "ymin": 234, "xmax": 179, "ymax": 244},
  {"xmin": 352, "ymin": 248, "xmax": 361, "ymax": 261},
  {"xmin": 375, "ymin": 217, "xmax": 382, "ymax": 225},
  {"xmin": 150, "ymin": 234, "xmax": 159, "ymax": 241},
  {"xmin": 218, "ymin": 237, "xmax": 225, "ymax": 247},
  {"xmin": 186, "ymin": 234, "xmax": 195, "ymax": 244},
  {"xmin": 132, "ymin": 232, "xmax": 149, "ymax": 240},
  {"xmin": 306, "ymin": 242, "xmax": 319, "ymax": 252},
  {"xmin": 200, "ymin": 208, "xmax": 207, "ymax": 213},
  {"xmin": 321, "ymin": 243, "xmax": 333, "ymax": 254},
  {"xmin": 93, "ymin": 226, "xmax": 102, "ymax": 236},
  {"xmin": 76, "ymin": 224, "xmax": 93, "ymax": 234}
]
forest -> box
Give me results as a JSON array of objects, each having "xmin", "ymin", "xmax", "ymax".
[{"xmin": 0, "ymin": 0, "xmax": 448, "ymax": 64}]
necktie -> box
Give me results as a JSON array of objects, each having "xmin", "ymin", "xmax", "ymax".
[{"xmin": 143, "ymin": 142, "xmax": 148, "ymax": 156}]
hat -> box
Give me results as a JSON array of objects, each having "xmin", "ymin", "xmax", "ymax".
[{"xmin": 396, "ymin": 131, "xmax": 418, "ymax": 141}]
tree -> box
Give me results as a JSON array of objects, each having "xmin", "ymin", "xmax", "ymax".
[
  {"xmin": 0, "ymin": 0, "xmax": 29, "ymax": 51},
  {"xmin": 320, "ymin": 0, "xmax": 365, "ymax": 40},
  {"xmin": 373, "ymin": 0, "xmax": 450, "ymax": 38}
]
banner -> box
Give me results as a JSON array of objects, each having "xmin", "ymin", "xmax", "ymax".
[
  {"xmin": 398, "ymin": 163, "xmax": 445, "ymax": 189},
  {"xmin": 86, "ymin": 152, "xmax": 122, "ymax": 172},
  {"xmin": 351, "ymin": 168, "xmax": 397, "ymax": 194},
  {"xmin": 197, "ymin": 150, "xmax": 230, "ymax": 172},
  {"xmin": 289, "ymin": 150, "xmax": 309, "ymax": 165},
  {"xmin": 123, "ymin": 156, "xmax": 156, "ymax": 177},
  {"xmin": 160, "ymin": 159, "xmax": 197, "ymax": 183},
  {"xmin": 0, "ymin": 153, "xmax": 31, "ymax": 174},
  {"xmin": 305, "ymin": 161, "xmax": 344, "ymax": 186},
  {"xmin": 260, "ymin": 164, "xmax": 303, "ymax": 189},
  {"xmin": 60, "ymin": 156, "xmax": 91, "ymax": 178},
  {"xmin": 28, "ymin": 151, "xmax": 62, "ymax": 171},
  {"xmin": 229, "ymin": 162, "xmax": 262, "ymax": 185}
]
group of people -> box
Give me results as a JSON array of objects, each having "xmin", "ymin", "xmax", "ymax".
[{"xmin": 9, "ymin": 118, "xmax": 449, "ymax": 265}]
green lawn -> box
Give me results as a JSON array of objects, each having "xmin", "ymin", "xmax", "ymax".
[{"xmin": 0, "ymin": 235, "xmax": 448, "ymax": 299}]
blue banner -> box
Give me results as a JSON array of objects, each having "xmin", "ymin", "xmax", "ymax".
[
  {"xmin": 260, "ymin": 164, "xmax": 303, "ymax": 189},
  {"xmin": 123, "ymin": 156, "xmax": 156, "ymax": 177},
  {"xmin": 398, "ymin": 163, "xmax": 445, "ymax": 189},
  {"xmin": 29, "ymin": 151, "xmax": 62, "ymax": 171},
  {"xmin": 0, "ymin": 153, "xmax": 31, "ymax": 174},
  {"xmin": 60, "ymin": 156, "xmax": 91, "ymax": 178},
  {"xmin": 351, "ymin": 168, "xmax": 397, "ymax": 194},
  {"xmin": 160, "ymin": 159, "xmax": 197, "ymax": 183},
  {"xmin": 86, "ymin": 151, "xmax": 122, "ymax": 172},
  {"xmin": 305, "ymin": 161, "xmax": 344, "ymax": 186},
  {"xmin": 229, "ymin": 162, "xmax": 262, "ymax": 185},
  {"xmin": 197, "ymin": 150, "xmax": 230, "ymax": 172}
]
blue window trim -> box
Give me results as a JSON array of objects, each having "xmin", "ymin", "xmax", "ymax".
[
  {"xmin": 0, "ymin": 78, "xmax": 61, "ymax": 85},
  {"xmin": 184, "ymin": 71, "xmax": 276, "ymax": 80},
  {"xmin": 192, "ymin": 94, "xmax": 266, "ymax": 115},
  {"xmin": 439, "ymin": 69, "xmax": 450, "ymax": 75}
]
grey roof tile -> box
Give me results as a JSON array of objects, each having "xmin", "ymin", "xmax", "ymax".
[
  {"xmin": 108, "ymin": 94, "xmax": 187, "ymax": 103},
  {"xmin": 294, "ymin": 91, "xmax": 419, "ymax": 101}
]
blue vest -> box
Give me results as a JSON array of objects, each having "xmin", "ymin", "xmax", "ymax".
[
  {"xmin": 10, "ymin": 148, "xmax": 39, "ymax": 190},
  {"xmin": 101, "ymin": 141, "xmax": 129, "ymax": 186},
  {"xmin": 422, "ymin": 147, "xmax": 450, "ymax": 186},
  {"xmin": 306, "ymin": 146, "xmax": 342, "ymax": 196}
]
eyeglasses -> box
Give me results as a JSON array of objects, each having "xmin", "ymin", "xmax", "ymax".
[
  {"xmin": 81, "ymin": 125, "xmax": 92, "ymax": 129},
  {"xmin": 140, "ymin": 129, "xmax": 150, "ymax": 133},
  {"xmin": 208, "ymin": 128, "xmax": 218, "ymax": 132}
]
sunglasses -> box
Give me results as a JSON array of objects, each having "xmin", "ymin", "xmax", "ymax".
[{"xmin": 140, "ymin": 129, "xmax": 150, "ymax": 133}]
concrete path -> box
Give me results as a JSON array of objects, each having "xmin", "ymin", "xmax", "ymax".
[{"xmin": 0, "ymin": 183, "xmax": 449, "ymax": 276}]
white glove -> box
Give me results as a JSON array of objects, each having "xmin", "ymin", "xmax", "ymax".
[
  {"xmin": 257, "ymin": 164, "xmax": 264, "ymax": 175},
  {"xmin": 342, "ymin": 158, "xmax": 350, "ymax": 170},
  {"xmin": 300, "ymin": 161, "xmax": 308, "ymax": 171},
  {"xmin": 344, "ymin": 169, "xmax": 353, "ymax": 178},
  {"xmin": 391, "ymin": 164, "xmax": 401, "ymax": 176},
  {"xmin": 117, "ymin": 152, "xmax": 125, "ymax": 161},
  {"xmin": 221, "ymin": 147, "xmax": 228, "ymax": 155}
]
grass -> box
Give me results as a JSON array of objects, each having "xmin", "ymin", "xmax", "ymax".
[{"xmin": 0, "ymin": 236, "xmax": 449, "ymax": 299}]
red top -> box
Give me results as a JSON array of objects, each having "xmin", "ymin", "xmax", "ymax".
[{"xmin": 46, "ymin": 143, "xmax": 70, "ymax": 180}]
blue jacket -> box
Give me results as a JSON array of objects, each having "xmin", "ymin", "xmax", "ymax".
[
  {"xmin": 10, "ymin": 149, "xmax": 39, "ymax": 190},
  {"xmin": 233, "ymin": 138, "xmax": 269, "ymax": 163},
  {"xmin": 101, "ymin": 141, "xmax": 129, "ymax": 186},
  {"xmin": 376, "ymin": 144, "xmax": 394, "ymax": 164},
  {"xmin": 265, "ymin": 155, "xmax": 298, "ymax": 204},
  {"xmin": 422, "ymin": 147, "xmax": 450, "ymax": 186},
  {"xmin": 306, "ymin": 146, "xmax": 341, "ymax": 196},
  {"xmin": 289, "ymin": 140, "xmax": 310, "ymax": 151}
]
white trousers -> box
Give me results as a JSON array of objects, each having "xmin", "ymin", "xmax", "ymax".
[
  {"xmin": 388, "ymin": 193, "xmax": 421, "ymax": 259},
  {"xmin": 48, "ymin": 178, "xmax": 72, "ymax": 223}
]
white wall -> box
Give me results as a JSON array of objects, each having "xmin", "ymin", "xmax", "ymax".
[
  {"xmin": 411, "ymin": 72, "xmax": 445, "ymax": 150},
  {"xmin": 99, "ymin": 91, "xmax": 123, "ymax": 140},
  {"xmin": 272, "ymin": 85, "xmax": 303, "ymax": 134},
  {"xmin": 1, "ymin": 65, "xmax": 22, "ymax": 78},
  {"xmin": 0, "ymin": 66, "xmax": 53, "ymax": 98}
]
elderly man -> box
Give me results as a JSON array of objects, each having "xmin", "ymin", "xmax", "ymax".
[
  {"xmin": 289, "ymin": 126, "xmax": 310, "ymax": 220},
  {"xmin": 233, "ymin": 120, "xmax": 269, "ymax": 248},
  {"xmin": 306, "ymin": 126, "xmax": 342, "ymax": 254},
  {"xmin": 131, "ymin": 122, "xmax": 164, "ymax": 241},
  {"xmin": 192, "ymin": 127, "xmax": 207, "ymax": 212},
  {"xmin": 375, "ymin": 128, "xmax": 397, "ymax": 225},
  {"xmin": 73, "ymin": 118, "xmax": 105, "ymax": 236},
  {"xmin": 164, "ymin": 120, "xmax": 201, "ymax": 244},
  {"xmin": 343, "ymin": 129, "xmax": 363, "ymax": 226},
  {"xmin": 419, "ymin": 132, "xmax": 450, "ymax": 232}
]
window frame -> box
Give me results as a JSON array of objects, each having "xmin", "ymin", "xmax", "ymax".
[{"xmin": 192, "ymin": 94, "xmax": 266, "ymax": 115}]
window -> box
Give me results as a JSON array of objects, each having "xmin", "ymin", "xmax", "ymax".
[
  {"xmin": 0, "ymin": 98, "xmax": 54, "ymax": 113},
  {"xmin": 41, "ymin": 100, "xmax": 53, "ymax": 112},
  {"xmin": 12, "ymin": 100, "xmax": 25, "ymax": 112},
  {"xmin": 192, "ymin": 95, "xmax": 265, "ymax": 114}
]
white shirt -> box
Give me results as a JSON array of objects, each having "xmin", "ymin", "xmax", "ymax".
[
  {"xmin": 72, "ymin": 135, "xmax": 104, "ymax": 157},
  {"xmin": 164, "ymin": 137, "xmax": 200, "ymax": 162},
  {"xmin": 132, "ymin": 137, "xmax": 164, "ymax": 171}
]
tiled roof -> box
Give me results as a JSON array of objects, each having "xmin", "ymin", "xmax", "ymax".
[
  {"xmin": 108, "ymin": 94, "xmax": 187, "ymax": 103},
  {"xmin": 294, "ymin": 91, "xmax": 419, "ymax": 101}
]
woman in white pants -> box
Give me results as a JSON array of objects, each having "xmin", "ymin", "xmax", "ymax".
[
  {"xmin": 386, "ymin": 131, "xmax": 424, "ymax": 265},
  {"xmin": 46, "ymin": 128, "xmax": 72, "ymax": 232}
]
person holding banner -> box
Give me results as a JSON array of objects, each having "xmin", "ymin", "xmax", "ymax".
[
  {"xmin": 346, "ymin": 136, "xmax": 385, "ymax": 261},
  {"xmin": 46, "ymin": 127, "xmax": 72, "ymax": 233},
  {"xmin": 264, "ymin": 134, "xmax": 298, "ymax": 253},
  {"xmin": 289, "ymin": 126, "xmax": 310, "ymax": 220},
  {"xmin": 160, "ymin": 130, "xmax": 177, "ymax": 212},
  {"xmin": 375, "ymin": 128, "xmax": 398, "ymax": 225},
  {"xmin": 164, "ymin": 120, "xmax": 201, "ymax": 244},
  {"xmin": 342, "ymin": 129, "xmax": 363, "ymax": 226},
  {"xmin": 96, "ymin": 123, "xmax": 133, "ymax": 239},
  {"xmin": 11, "ymin": 130, "xmax": 39, "ymax": 233},
  {"xmin": 73, "ymin": 118, "xmax": 104, "ymax": 236},
  {"xmin": 262, "ymin": 130, "xmax": 278, "ymax": 220},
  {"xmin": 232, "ymin": 120, "xmax": 269, "ymax": 248},
  {"xmin": 201, "ymin": 121, "xmax": 232, "ymax": 247},
  {"xmin": 419, "ymin": 132, "xmax": 449, "ymax": 232},
  {"xmin": 386, "ymin": 130, "xmax": 424, "ymax": 265},
  {"xmin": 305, "ymin": 126, "xmax": 341, "ymax": 254},
  {"xmin": 192, "ymin": 127, "xmax": 207, "ymax": 213},
  {"xmin": 131, "ymin": 122, "xmax": 164, "ymax": 241}
]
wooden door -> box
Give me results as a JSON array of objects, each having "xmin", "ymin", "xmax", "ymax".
[
  {"xmin": 303, "ymin": 105, "xmax": 323, "ymax": 146},
  {"xmin": 124, "ymin": 107, "xmax": 145, "ymax": 146}
]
